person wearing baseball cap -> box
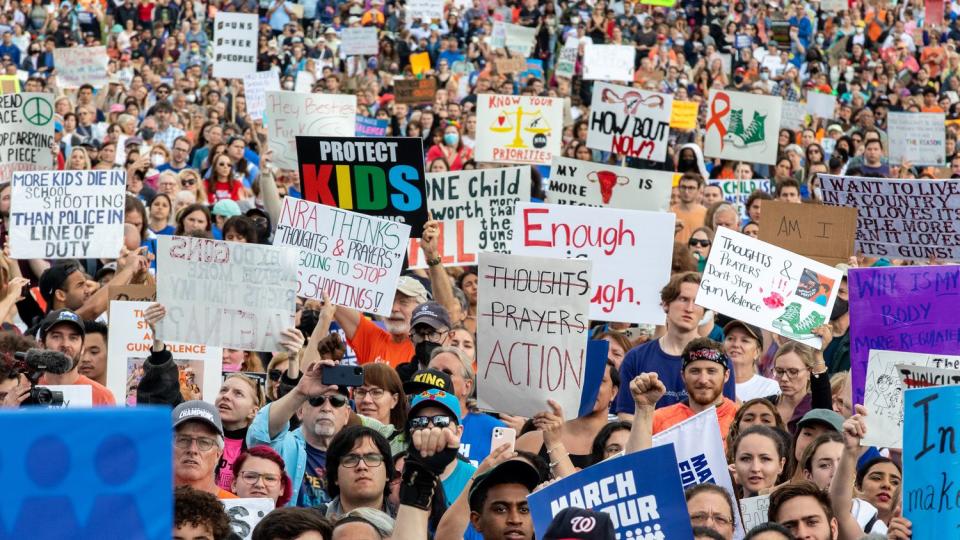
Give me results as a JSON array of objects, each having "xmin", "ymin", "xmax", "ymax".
[
  {"xmin": 173, "ymin": 400, "xmax": 237, "ymax": 499},
  {"xmin": 467, "ymin": 458, "xmax": 540, "ymax": 540},
  {"xmin": 543, "ymin": 507, "xmax": 615, "ymax": 540},
  {"xmin": 36, "ymin": 308, "xmax": 116, "ymax": 405},
  {"xmin": 723, "ymin": 320, "xmax": 779, "ymax": 402}
]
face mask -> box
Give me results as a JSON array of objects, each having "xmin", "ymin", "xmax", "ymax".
[
  {"xmin": 140, "ymin": 127, "xmax": 155, "ymax": 139},
  {"xmin": 813, "ymin": 187, "xmax": 823, "ymax": 200},
  {"xmin": 414, "ymin": 340, "xmax": 440, "ymax": 366},
  {"xmin": 151, "ymin": 154, "xmax": 166, "ymax": 166},
  {"xmin": 760, "ymin": 72, "xmax": 769, "ymax": 80},
  {"xmin": 443, "ymin": 133, "xmax": 459, "ymax": 146},
  {"xmin": 676, "ymin": 38, "xmax": 685, "ymax": 47},
  {"xmin": 816, "ymin": 36, "xmax": 824, "ymax": 46},
  {"xmin": 678, "ymin": 157, "xmax": 698, "ymax": 172},
  {"xmin": 186, "ymin": 94, "xmax": 196, "ymax": 103},
  {"xmin": 679, "ymin": 78, "xmax": 689, "ymax": 85},
  {"xmin": 734, "ymin": 75, "xmax": 743, "ymax": 83},
  {"xmin": 283, "ymin": 81, "xmax": 294, "ymax": 90}
]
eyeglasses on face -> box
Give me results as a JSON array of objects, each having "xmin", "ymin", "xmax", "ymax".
[
  {"xmin": 308, "ymin": 394, "xmax": 348, "ymax": 408},
  {"xmin": 238, "ymin": 471, "xmax": 281, "ymax": 486},
  {"xmin": 340, "ymin": 453, "xmax": 385, "ymax": 468},
  {"xmin": 408, "ymin": 414, "xmax": 453, "ymax": 431},
  {"xmin": 175, "ymin": 435, "xmax": 217, "ymax": 452},
  {"xmin": 354, "ymin": 387, "xmax": 386, "ymax": 400}
]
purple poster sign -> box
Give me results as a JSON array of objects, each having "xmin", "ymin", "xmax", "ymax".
[{"xmin": 849, "ymin": 265, "xmax": 960, "ymax": 404}]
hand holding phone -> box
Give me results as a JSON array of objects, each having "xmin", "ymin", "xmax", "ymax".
[{"xmin": 490, "ymin": 426, "xmax": 517, "ymax": 454}]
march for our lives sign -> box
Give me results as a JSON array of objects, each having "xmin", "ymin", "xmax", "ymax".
[{"xmin": 527, "ymin": 444, "xmax": 693, "ymax": 539}]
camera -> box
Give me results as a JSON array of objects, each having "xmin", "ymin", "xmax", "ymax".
[{"xmin": 25, "ymin": 386, "xmax": 64, "ymax": 407}]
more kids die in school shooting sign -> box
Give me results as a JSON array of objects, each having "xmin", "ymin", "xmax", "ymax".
[{"xmin": 475, "ymin": 94, "xmax": 563, "ymax": 165}]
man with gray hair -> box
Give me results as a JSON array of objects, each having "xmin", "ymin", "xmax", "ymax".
[{"xmin": 172, "ymin": 400, "xmax": 236, "ymax": 499}]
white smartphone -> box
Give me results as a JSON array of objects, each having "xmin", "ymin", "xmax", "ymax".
[{"xmin": 490, "ymin": 427, "xmax": 517, "ymax": 454}]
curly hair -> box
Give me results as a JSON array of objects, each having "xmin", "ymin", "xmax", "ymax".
[{"xmin": 173, "ymin": 486, "xmax": 233, "ymax": 540}]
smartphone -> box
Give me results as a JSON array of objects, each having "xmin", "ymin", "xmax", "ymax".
[
  {"xmin": 321, "ymin": 365, "xmax": 364, "ymax": 387},
  {"xmin": 490, "ymin": 427, "xmax": 516, "ymax": 454}
]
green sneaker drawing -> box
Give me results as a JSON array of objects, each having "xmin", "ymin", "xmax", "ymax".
[
  {"xmin": 785, "ymin": 309, "xmax": 826, "ymax": 339},
  {"xmin": 724, "ymin": 109, "xmax": 745, "ymax": 143},
  {"xmin": 773, "ymin": 302, "xmax": 801, "ymax": 332},
  {"xmin": 735, "ymin": 111, "xmax": 767, "ymax": 149}
]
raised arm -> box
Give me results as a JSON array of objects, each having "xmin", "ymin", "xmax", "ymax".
[
  {"xmin": 830, "ymin": 404, "xmax": 869, "ymax": 540},
  {"xmin": 419, "ymin": 220, "xmax": 462, "ymax": 324},
  {"xmin": 625, "ymin": 373, "xmax": 666, "ymax": 454}
]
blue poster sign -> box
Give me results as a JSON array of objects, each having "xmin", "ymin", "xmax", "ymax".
[{"xmin": 356, "ymin": 116, "xmax": 388, "ymax": 137}]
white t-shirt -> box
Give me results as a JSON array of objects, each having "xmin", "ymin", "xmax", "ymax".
[
  {"xmin": 852, "ymin": 498, "xmax": 888, "ymax": 536},
  {"xmin": 736, "ymin": 373, "xmax": 781, "ymax": 402}
]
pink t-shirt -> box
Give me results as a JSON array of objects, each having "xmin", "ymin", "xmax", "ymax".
[{"xmin": 216, "ymin": 436, "xmax": 244, "ymax": 491}]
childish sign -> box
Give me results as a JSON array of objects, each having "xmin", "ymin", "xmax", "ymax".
[
  {"xmin": 739, "ymin": 496, "xmax": 771, "ymax": 532},
  {"xmin": 295, "ymin": 136, "xmax": 428, "ymax": 237},
  {"xmin": 587, "ymin": 82, "xmax": 672, "ymax": 162},
  {"xmin": 581, "ymin": 44, "xmax": 637, "ymax": 82},
  {"xmin": 513, "ymin": 202, "xmax": 674, "ymax": 324},
  {"xmin": 546, "ymin": 157, "xmax": 672, "ymax": 211},
  {"xmin": 426, "ymin": 166, "xmax": 529, "ymax": 253},
  {"xmin": 53, "ymin": 47, "xmax": 109, "ymax": 88},
  {"xmin": 0, "ymin": 93, "xmax": 55, "ymax": 183},
  {"xmin": 476, "ymin": 252, "xmax": 593, "ymax": 420},
  {"xmin": 475, "ymin": 94, "xmax": 563, "ymax": 165},
  {"xmin": 264, "ymin": 91, "xmax": 356, "ymax": 170},
  {"xmin": 709, "ymin": 178, "xmax": 772, "ymax": 217},
  {"xmin": 242, "ymin": 71, "xmax": 280, "ymax": 122},
  {"xmin": 696, "ymin": 228, "xmax": 842, "ymax": 349},
  {"xmin": 554, "ymin": 37, "xmax": 578, "ymax": 79},
  {"xmin": 704, "ymin": 90, "xmax": 782, "ymax": 166},
  {"xmin": 212, "ymin": 12, "xmax": 258, "ymax": 78},
  {"xmin": 9, "ymin": 170, "xmax": 126, "ymax": 259},
  {"xmin": 156, "ymin": 236, "xmax": 298, "ymax": 352},
  {"xmin": 274, "ymin": 197, "xmax": 410, "ymax": 317},
  {"xmin": 528, "ymin": 444, "xmax": 694, "ymax": 540},
  {"xmin": 887, "ymin": 112, "xmax": 946, "ymax": 166},
  {"xmin": 820, "ymin": 174, "xmax": 960, "ymax": 261}
]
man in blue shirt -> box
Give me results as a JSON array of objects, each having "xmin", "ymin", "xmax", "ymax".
[{"xmin": 0, "ymin": 31, "xmax": 21, "ymax": 67}]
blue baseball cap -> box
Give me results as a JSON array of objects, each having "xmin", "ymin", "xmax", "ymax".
[{"xmin": 409, "ymin": 388, "xmax": 461, "ymax": 421}]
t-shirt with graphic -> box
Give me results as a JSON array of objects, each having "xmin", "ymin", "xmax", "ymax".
[
  {"xmin": 297, "ymin": 444, "xmax": 331, "ymax": 508},
  {"xmin": 459, "ymin": 412, "xmax": 506, "ymax": 467},
  {"xmin": 215, "ymin": 431, "xmax": 245, "ymax": 491}
]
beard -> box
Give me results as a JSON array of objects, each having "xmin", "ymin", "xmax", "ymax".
[{"xmin": 688, "ymin": 386, "xmax": 723, "ymax": 407}]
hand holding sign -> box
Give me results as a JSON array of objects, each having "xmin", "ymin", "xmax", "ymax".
[
  {"xmin": 532, "ymin": 400, "xmax": 565, "ymax": 448},
  {"xmin": 630, "ymin": 373, "xmax": 666, "ymax": 410},
  {"xmin": 3, "ymin": 277, "xmax": 29, "ymax": 303},
  {"xmin": 841, "ymin": 404, "xmax": 868, "ymax": 453},
  {"xmin": 277, "ymin": 328, "xmax": 305, "ymax": 355},
  {"xmin": 421, "ymin": 220, "xmax": 441, "ymax": 257},
  {"xmin": 143, "ymin": 303, "xmax": 166, "ymax": 334},
  {"xmin": 887, "ymin": 511, "xmax": 912, "ymax": 540}
]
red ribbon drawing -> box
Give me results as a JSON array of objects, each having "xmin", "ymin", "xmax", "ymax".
[{"xmin": 705, "ymin": 92, "xmax": 731, "ymax": 150}]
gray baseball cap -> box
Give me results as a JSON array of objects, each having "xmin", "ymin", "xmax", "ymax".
[{"xmin": 172, "ymin": 400, "xmax": 224, "ymax": 437}]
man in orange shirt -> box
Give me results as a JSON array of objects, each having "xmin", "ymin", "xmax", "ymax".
[
  {"xmin": 37, "ymin": 309, "xmax": 116, "ymax": 405},
  {"xmin": 671, "ymin": 172, "xmax": 708, "ymax": 244}
]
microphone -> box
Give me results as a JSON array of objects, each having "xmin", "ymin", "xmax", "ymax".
[{"xmin": 14, "ymin": 349, "xmax": 74, "ymax": 375}]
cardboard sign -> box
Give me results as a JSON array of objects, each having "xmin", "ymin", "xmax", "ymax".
[
  {"xmin": 586, "ymin": 83, "xmax": 671, "ymax": 162},
  {"xmin": 527, "ymin": 444, "xmax": 694, "ymax": 540},
  {"xmin": 243, "ymin": 71, "xmax": 280, "ymax": 122},
  {"xmin": 491, "ymin": 22, "xmax": 537, "ymax": 57},
  {"xmin": 847, "ymin": 265, "xmax": 960, "ymax": 405},
  {"xmin": 9, "ymin": 170, "xmax": 126, "ymax": 259},
  {"xmin": 407, "ymin": 219, "xmax": 478, "ymax": 269},
  {"xmin": 670, "ymin": 101, "xmax": 699, "ymax": 130},
  {"xmin": 554, "ymin": 37, "xmax": 578, "ymax": 79},
  {"xmin": 156, "ymin": 236, "xmax": 298, "ymax": 352},
  {"xmin": 739, "ymin": 496, "xmax": 771, "ymax": 531},
  {"xmin": 264, "ymin": 91, "xmax": 356, "ymax": 170},
  {"xmin": 295, "ymin": 136, "xmax": 428, "ymax": 237},
  {"xmin": 476, "ymin": 252, "xmax": 592, "ymax": 419},
  {"xmin": 0, "ymin": 75, "xmax": 20, "ymax": 94},
  {"xmin": 513, "ymin": 203, "xmax": 674, "ymax": 324},
  {"xmin": 805, "ymin": 91, "xmax": 836, "ymax": 119},
  {"xmin": 340, "ymin": 27, "xmax": 379, "ymax": 56},
  {"xmin": 109, "ymin": 284, "xmax": 157, "ymax": 302},
  {"xmin": 903, "ymin": 385, "xmax": 960, "ymax": 538},
  {"xmin": 0, "ymin": 407, "xmax": 172, "ymax": 539},
  {"xmin": 475, "ymin": 94, "xmax": 563, "ymax": 165},
  {"xmin": 0, "ymin": 93, "xmax": 55, "ymax": 183},
  {"xmin": 274, "ymin": 198, "xmax": 409, "ymax": 317},
  {"xmin": 709, "ymin": 178, "xmax": 773, "ymax": 217},
  {"xmin": 37, "ymin": 385, "xmax": 93, "ymax": 408},
  {"xmin": 394, "ymin": 78, "xmax": 437, "ymax": 104},
  {"xmin": 426, "ymin": 166, "xmax": 529, "ymax": 253},
  {"xmin": 53, "ymin": 46, "xmax": 108, "ymax": 88},
  {"xmin": 696, "ymin": 228, "xmax": 842, "ymax": 349},
  {"xmin": 494, "ymin": 55, "xmax": 527, "ymax": 75},
  {"xmin": 107, "ymin": 300, "xmax": 222, "ymax": 406},
  {"xmin": 820, "ymin": 174, "xmax": 960, "ymax": 261},
  {"xmin": 582, "ymin": 45, "xmax": 636, "ymax": 82},
  {"xmin": 704, "ymin": 90, "xmax": 782, "ymax": 166},
  {"xmin": 212, "ymin": 12, "xmax": 258, "ymax": 78},
  {"xmin": 355, "ymin": 116, "xmax": 387, "ymax": 137},
  {"xmin": 406, "ymin": 0, "xmax": 444, "ymax": 21},
  {"xmin": 887, "ymin": 112, "xmax": 946, "ymax": 166},
  {"xmin": 757, "ymin": 201, "xmax": 857, "ymax": 266},
  {"xmin": 223, "ymin": 498, "xmax": 274, "ymax": 540},
  {"xmin": 546, "ymin": 157, "xmax": 671, "ymax": 211}
]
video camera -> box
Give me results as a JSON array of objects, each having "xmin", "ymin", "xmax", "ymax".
[{"xmin": 11, "ymin": 349, "xmax": 73, "ymax": 407}]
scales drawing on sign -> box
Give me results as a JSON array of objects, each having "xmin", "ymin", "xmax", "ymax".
[{"xmin": 489, "ymin": 105, "xmax": 552, "ymax": 150}]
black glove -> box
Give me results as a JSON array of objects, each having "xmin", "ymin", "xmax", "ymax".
[
  {"xmin": 407, "ymin": 443, "xmax": 459, "ymax": 476},
  {"xmin": 399, "ymin": 459, "xmax": 440, "ymax": 511}
]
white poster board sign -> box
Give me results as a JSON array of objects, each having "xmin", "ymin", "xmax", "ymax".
[
  {"xmin": 739, "ymin": 495, "xmax": 771, "ymax": 532},
  {"xmin": 512, "ymin": 202, "xmax": 674, "ymax": 324},
  {"xmin": 406, "ymin": 0, "xmax": 445, "ymax": 21},
  {"xmin": 341, "ymin": 27, "xmax": 379, "ymax": 56},
  {"xmin": 243, "ymin": 71, "xmax": 280, "ymax": 122},
  {"xmin": 704, "ymin": 90, "xmax": 782, "ymax": 166},
  {"xmin": 582, "ymin": 45, "xmax": 637, "ymax": 81},
  {"xmin": 491, "ymin": 22, "xmax": 537, "ymax": 57},
  {"xmin": 38, "ymin": 385, "xmax": 93, "ymax": 408},
  {"xmin": 10, "ymin": 170, "xmax": 126, "ymax": 259},
  {"xmin": 223, "ymin": 498, "xmax": 275, "ymax": 540},
  {"xmin": 887, "ymin": 112, "xmax": 946, "ymax": 166},
  {"xmin": 274, "ymin": 197, "xmax": 409, "ymax": 317},
  {"xmin": 0, "ymin": 93, "xmax": 55, "ymax": 183},
  {"xmin": 586, "ymin": 82, "xmax": 672, "ymax": 162},
  {"xmin": 264, "ymin": 91, "xmax": 357, "ymax": 170},
  {"xmin": 547, "ymin": 157, "xmax": 672, "ymax": 211},
  {"xmin": 475, "ymin": 94, "xmax": 563, "ymax": 165},
  {"xmin": 407, "ymin": 219, "xmax": 478, "ymax": 269},
  {"xmin": 156, "ymin": 236, "xmax": 298, "ymax": 352},
  {"xmin": 695, "ymin": 227, "xmax": 842, "ymax": 349},
  {"xmin": 805, "ymin": 91, "xmax": 836, "ymax": 119},
  {"xmin": 555, "ymin": 37, "xmax": 578, "ymax": 79},
  {"xmin": 53, "ymin": 46, "xmax": 109, "ymax": 88},
  {"xmin": 213, "ymin": 12, "xmax": 258, "ymax": 78},
  {"xmin": 780, "ymin": 100, "xmax": 807, "ymax": 130},
  {"xmin": 476, "ymin": 252, "xmax": 593, "ymax": 420}
]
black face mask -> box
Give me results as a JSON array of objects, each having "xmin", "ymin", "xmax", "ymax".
[
  {"xmin": 734, "ymin": 75, "xmax": 744, "ymax": 84},
  {"xmin": 414, "ymin": 341, "xmax": 441, "ymax": 366},
  {"xmin": 140, "ymin": 127, "xmax": 155, "ymax": 139},
  {"xmin": 678, "ymin": 157, "xmax": 699, "ymax": 173}
]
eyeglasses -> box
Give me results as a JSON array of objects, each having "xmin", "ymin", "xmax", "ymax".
[
  {"xmin": 340, "ymin": 453, "xmax": 385, "ymax": 468},
  {"xmin": 181, "ymin": 178, "xmax": 197, "ymax": 186},
  {"xmin": 410, "ymin": 327, "xmax": 445, "ymax": 344},
  {"xmin": 354, "ymin": 387, "xmax": 386, "ymax": 400},
  {"xmin": 269, "ymin": 369, "xmax": 283, "ymax": 381},
  {"xmin": 690, "ymin": 513, "xmax": 733, "ymax": 527},
  {"xmin": 408, "ymin": 414, "xmax": 453, "ymax": 430},
  {"xmin": 175, "ymin": 435, "xmax": 218, "ymax": 452},
  {"xmin": 239, "ymin": 471, "xmax": 281, "ymax": 486},
  {"xmin": 689, "ymin": 239, "xmax": 711, "ymax": 248},
  {"xmin": 308, "ymin": 394, "xmax": 348, "ymax": 408},
  {"xmin": 774, "ymin": 367, "xmax": 804, "ymax": 379}
]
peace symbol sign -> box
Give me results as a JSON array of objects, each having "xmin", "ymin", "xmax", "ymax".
[{"xmin": 22, "ymin": 97, "xmax": 53, "ymax": 127}]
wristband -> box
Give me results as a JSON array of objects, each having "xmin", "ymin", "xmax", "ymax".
[{"xmin": 426, "ymin": 256, "xmax": 443, "ymax": 267}]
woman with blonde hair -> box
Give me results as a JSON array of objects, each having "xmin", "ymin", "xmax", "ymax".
[
  {"xmin": 215, "ymin": 373, "xmax": 266, "ymax": 491},
  {"xmin": 765, "ymin": 334, "xmax": 834, "ymax": 434},
  {"xmin": 66, "ymin": 147, "xmax": 92, "ymax": 170},
  {"xmin": 178, "ymin": 168, "xmax": 208, "ymax": 204}
]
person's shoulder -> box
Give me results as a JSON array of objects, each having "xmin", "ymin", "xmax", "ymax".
[{"xmin": 464, "ymin": 411, "xmax": 505, "ymax": 429}]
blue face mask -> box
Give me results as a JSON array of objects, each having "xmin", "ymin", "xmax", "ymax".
[{"xmin": 443, "ymin": 133, "xmax": 459, "ymax": 146}]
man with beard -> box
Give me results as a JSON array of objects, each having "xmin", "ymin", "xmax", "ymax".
[
  {"xmin": 248, "ymin": 359, "xmax": 352, "ymax": 507},
  {"xmin": 36, "ymin": 309, "xmax": 115, "ymax": 404},
  {"xmin": 173, "ymin": 400, "xmax": 237, "ymax": 499}
]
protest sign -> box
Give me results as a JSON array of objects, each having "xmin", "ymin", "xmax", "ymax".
[
  {"xmin": 109, "ymin": 284, "xmax": 157, "ymax": 302},
  {"xmin": 709, "ymin": 178, "xmax": 773, "ymax": 217},
  {"xmin": 53, "ymin": 46, "xmax": 108, "ymax": 88},
  {"xmin": 409, "ymin": 52, "xmax": 431, "ymax": 75},
  {"xmin": 491, "ymin": 22, "xmax": 537, "ymax": 57},
  {"xmin": 393, "ymin": 78, "xmax": 437, "ymax": 104},
  {"xmin": 406, "ymin": 0, "xmax": 444, "ymax": 21},
  {"xmin": 223, "ymin": 498, "xmax": 274, "ymax": 540},
  {"xmin": 670, "ymin": 101, "xmax": 699, "ymax": 130},
  {"xmin": 780, "ymin": 100, "xmax": 807, "ymax": 130},
  {"xmin": 696, "ymin": 228, "xmax": 842, "ymax": 349},
  {"xmin": 586, "ymin": 82, "xmax": 671, "ymax": 162},
  {"xmin": 704, "ymin": 90, "xmax": 782, "ymax": 165},
  {"xmin": 213, "ymin": 12, "xmax": 258, "ymax": 78},
  {"xmin": 554, "ymin": 37, "xmax": 578, "ymax": 78},
  {"xmin": 820, "ymin": 174, "xmax": 960, "ymax": 261},
  {"xmin": 476, "ymin": 94, "xmax": 564, "ymax": 165},
  {"xmin": 340, "ymin": 27, "xmax": 379, "ymax": 56},
  {"xmin": 9, "ymin": 170, "xmax": 126, "ymax": 259},
  {"xmin": 476, "ymin": 252, "xmax": 592, "ymax": 419},
  {"xmin": 900, "ymin": 362, "xmax": 960, "ymax": 389},
  {"xmin": 0, "ymin": 75, "xmax": 20, "ymax": 94},
  {"xmin": 903, "ymin": 385, "xmax": 960, "ymax": 539},
  {"xmin": 107, "ymin": 300, "xmax": 221, "ymax": 406},
  {"xmin": 295, "ymin": 136, "xmax": 428, "ymax": 236},
  {"xmin": 821, "ymin": 0, "xmax": 847, "ymax": 10},
  {"xmin": 757, "ymin": 200, "xmax": 857, "ymax": 266},
  {"xmin": 37, "ymin": 385, "xmax": 93, "ymax": 408},
  {"xmin": 407, "ymin": 219, "xmax": 478, "ymax": 269},
  {"xmin": 0, "ymin": 407, "xmax": 172, "ymax": 539},
  {"xmin": 493, "ymin": 55, "xmax": 527, "ymax": 75},
  {"xmin": 513, "ymin": 202, "xmax": 674, "ymax": 324},
  {"xmin": 0, "ymin": 93, "xmax": 55, "ymax": 183},
  {"xmin": 862, "ymin": 350, "xmax": 946, "ymax": 449},
  {"xmin": 156, "ymin": 236, "xmax": 298, "ymax": 352},
  {"xmin": 739, "ymin": 496, "xmax": 771, "ymax": 531},
  {"xmin": 274, "ymin": 198, "xmax": 409, "ymax": 317},
  {"xmin": 926, "ymin": 0, "xmax": 945, "ymax": 26},
  {"xmin": 355, "ymin": 116, "xmax": 387, "ymax": 137},
  {"xmin": 805, "ymin": 91, "xmax": 836, "ymax": 119},
  {"xmin": 887, "ymin": 112, "xmax": 946, "ymax": 166},
  {"xmin": 582, "ymin": 45, "xmax": 637, "ymax": 81},
  {"xmin": 847, "ymin": 265, "xmax": 960, "ymax": 405},
  {"xmin": 426, "ymin": 166, "xmax": 529, "ymax": 252},
  {"xmin": 242, "ymin": 71, "xmax": 279, "ymax": 121},
  {"xmin": 546, "ymin": 157, "xmax": 672, "ymax": 211},
  {"xmin": 528, "ymin": 444, "xmax": 694, "ymax": 539},
  {"xmin": 264, "ymin": 91, "xmax": 356, "ymax": 170}
]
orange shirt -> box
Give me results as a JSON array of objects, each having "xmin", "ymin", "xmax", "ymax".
[
  {"xmin": 218, "ymin": 488, "xmax": 238, "ymax": 499},
  {"xmin": 652, "ymin": 398, "xmax": 739, "ymax": 449},
  {"xmin": 40, "ymin": 373, "xmax": 116, "ymax": 406},
  {"xmin": 348, "ymin": 316, "xmax": 414, "ymax": 368},
  {"xmin": 671, "ymin": 204, "xmax": 707, "ymax": 244}
]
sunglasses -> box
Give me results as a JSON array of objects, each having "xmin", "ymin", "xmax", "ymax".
[
  {"xmin": 181, "ymin": 178, "xmax": 197, "ymax": 186},
  {"xmin": 689, "ymin": 239, "xmax": 711, "ymax": 248},
  {"xmin": 269, "ymin": 369, "xmax": 282, "ymax": 381},
  {"xmin": 308, "ymin": 394, "xmax": 348, "ymax": 408},
  {"xmin": 408, "ymin": 414, "xmax": 454, "ymax": 430}
]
